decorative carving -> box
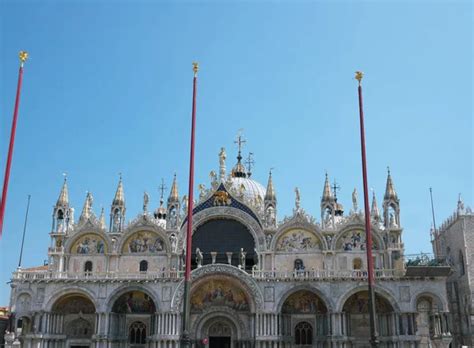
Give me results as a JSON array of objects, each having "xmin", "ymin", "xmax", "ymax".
[{"xmin": 196, "ymin": 248, "xmax": 203, "ymax": 267}]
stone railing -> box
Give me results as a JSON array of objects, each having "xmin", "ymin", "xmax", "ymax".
[
  {"xmin": 12, "ymin": 267, "xmax": 404, "ymax": 281},
  {"xmin": 251, "ymin": 268, "xmax": 404, "ymax": 280}
]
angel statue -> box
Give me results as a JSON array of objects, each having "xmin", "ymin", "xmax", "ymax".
[
  {"xmin": 196, "ymin": 248, "xmax": 203, "ymax": 267},
  {"xmin": 198, "ymin": 184, "xmax": 207, "ymax": 201},
  {"xmin": 209, "ymin": 170, "xmax": 218, "ymax": 188},
  {"xmin": 143, "ymin": 191, "xmax": 149, "ymax": 213},
  {"xmin": 294, "ymin": 187, "xmax": 301, "ymax": 210},
  {"xmin": 182, "ymin": 195, "xmax": 188, "ymax": 214},
  {"xmin": 352, "ymin": 188, "xmax": 358, "ymax": 212}
]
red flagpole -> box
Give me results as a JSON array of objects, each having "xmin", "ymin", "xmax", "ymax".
[
  {"xmin": 356, "ymin": 71, "xmax": 378, "ymax": 347},
  {"xmin": 0, "ymin": 51, "xmax": 28, "ymax": 239},
  {"xmin": 180, "ymin": 62, "xmax": 198, "ymax": 347}
]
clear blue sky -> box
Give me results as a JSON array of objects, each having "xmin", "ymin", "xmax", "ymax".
[{"xmin": 0, "ymin": 1, "xmax": 472, "ymax": 305}]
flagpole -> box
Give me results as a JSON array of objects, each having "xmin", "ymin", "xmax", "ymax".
[
  {"xmin": 180, "ymin": 62, "xmax": 199, "ymax": 348},
  {"xmin": 18, "ymin": 194, "xmax": 31, "ymax": 268},
  {"xmin": 0, "ymin": 51, "xmax": 28, "ymax": 239},
  {"xmin": 355, "ymin": 71, "xmax": 378, "ymax": 347}
]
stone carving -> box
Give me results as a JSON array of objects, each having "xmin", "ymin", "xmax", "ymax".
[
  {"xmin": 294, "ymin": 187, "xmax": 301, "ymax": 210},
  {"xmin": 265, "ymin": 234, "xmax": 273, "ymax": 249},
  {"xmin": 213, "ymin": 191, "xmax": 231, "ymax": 206},
  {"xmin": 352, "ymin": 188, "xmax": 358, "ymax": 212},
  {"xmin": 169, "ymin": 234, "xmax": 177, "ymax": 253},
  {"xmin": 124, "ymin": 231, "xmax": 165, "ymax": 253},
  {"xmin": 191, "ymin": 279, "xmax": 249, "ymax": 312},
  {"xmin": 239, "ymin": 248, "xmax": 246, "ymax": 269},
  {"xmin": 264, "ymin": 206, "xmax": 276, "ymax": 227},
  {"xmin": 276, "ymin": 229, "xmax": 321, "ymax": 252},
  {"xmin": 294, "ymin": 258, "xmax": 305, "ymax": 271},
  {"xmin": 112, "ymin": 291, "xmax": 156, "ymax": 314},
  {"xmin": 143, "ymin": 191, "xmax": 149, "ymax": 213},
  {"xmin": 73, "ymin": 234, "xmax": 106, "ymax": 254},
  {"xmin": 196, "ymin": 248, "xmax": 203, "ymax": 267},
  {"xmin": 198, "ymin": 184, "xmax": 207, "ymax": 201}
]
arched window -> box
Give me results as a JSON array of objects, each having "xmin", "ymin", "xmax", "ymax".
[
  {"xmin": 129, "ymin": 321, "xmax": 146, "ymax": 344},
  {"xmin": 295, "ymin": 321, "xmax": 313, "ymax": 345},
  {"xmin": 353, "ymin": 258, "xmax": 362, "ymax": 270},
  {"xmin": 139, "ymin": 260, "xmax": 148, "ymax": 273},
  {"xmin": 84, "ymin": 261, "xmax": 93, "ymax": 274},
  {"xmin": 459, "ymin": 250, "xmax": 465, "ymax": 275}
]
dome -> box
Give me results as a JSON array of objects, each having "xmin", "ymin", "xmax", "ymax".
[{"xmin": 228, "ymin": 176, "xmax": 266, "ymax": 204}]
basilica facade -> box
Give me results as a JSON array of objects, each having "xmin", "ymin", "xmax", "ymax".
[{"xmin": 4, "ymin": 146, "xmax": 453, "ymax": 348}]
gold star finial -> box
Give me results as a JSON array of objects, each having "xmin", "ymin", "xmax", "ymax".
[
  {"xmin": 355, "ymin": 71, "xmax": 364, "ymax": 85},
  {"xmin": 19, "ymin": 51, "xmax": 28, "ymax": 66},
  {"xmin": 192, "ymin": 62, "xmax": 199, "ymax": 76}
]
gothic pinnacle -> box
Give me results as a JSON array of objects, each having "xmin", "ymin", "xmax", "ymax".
[
  {"xmin": 168, "ymin": 174, "xmax": 179, "ymax": 202},
  {"xmin": 321, "ymin": 172, "xmax": 334, "ymax": 203},
  {"xmin": 56, "ymin": 175, "xmax": 69, "ymax": 207},
  {"xmin": 384, "ymin": 167, "xmax": 398, "ymax": 201},
  {"xmin": 265, "ymin": 170, "xmax": 276, "ymax": 201},
  {"xmin": 112, "ymin": 175, "xmax": 125, "ymax": 206}
]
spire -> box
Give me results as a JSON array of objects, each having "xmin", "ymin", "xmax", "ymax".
[
  {"xmin": 112, "ymin": 175, "xmax": 125, "ymax": 206},
  {"xmin": 321, "ymin": 173, "xmax": 334, "ymax": 202},
  {"xmin": 265, "ymin": 170, "xmax": 276, "ymax": 201},
  {"xmin": 80, "ymin": 192, "xmax": 93, "ymax": 221},
  {"xmin": 99, "ymin": 207, "xmax": 106, "ymax": 229},
  {"xmin": 56, "ymin": 175, "xmax": 69, "ymax": 207},
  {"xmin": 384, "ymin": 167, "xmax": 398, "ymax": 200},
  {"xmin": 371, "ymin": 191, "xmax": 380, "ymax": 221},
  {"xmin": 168, "ymin": 174, "xmax": 179, "ymax": 203}
]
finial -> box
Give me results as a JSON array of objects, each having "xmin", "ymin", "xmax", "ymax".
[
  {"xmin": 159, "ymin": 178, "xmax": 167, "ymax": 200},
  {"xmin": 192, "ymin": 62, "xmax": 199, "ymax": 76},
  {"xmin": 355, "ymin": 71, "xmax": 363, "ymax": 85},
  {"xmin": 387, "ymin": 166, "xmax": 391, "ymax": 175},
  {"xmin": 62, "ymin": 172, "xmax": 67, "ymax": 182},
  {"xmin": 245, "ymin": 152, "xmax": 255, "ymax": 177},
  {"xmin": 19, "ymin": 51, "xmax": 28, "ymax": 67},
  {"xmin": 234, "ymin": 129, "xmax": 246, "ymax": 158}
]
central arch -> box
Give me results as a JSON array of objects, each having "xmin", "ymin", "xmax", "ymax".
[{"xmin": 192, "ymin": 218, "xmax": 256, "ymax": 269}]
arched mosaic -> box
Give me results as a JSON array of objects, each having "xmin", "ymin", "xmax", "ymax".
[
  {"xmin": 52, "ymin": 294, "xmax": 96, "ymax": 314},
  {"xmin": 276, "ymin": 229, "xmax": 321, "ymax": 252},
  {"xmin": 122, "ymin": 231, "xmax": 165, "ymax": 253},
  {"xmin": 112, "ymin": 291, "xmax": 156, "ymax": 314},
  {"xmin": 191, "ymin": 278, "xmax": 249, "ymax": 312},
  {"xmin": 282, "ymin": 290, "xmax": 327, "ymax": 314},
  {"xmin": 336, "ymin": 230, "xmax": 378, "ymax": 251},
  {"xmin": 343, "ymin": 291, "xmax": 392, "ymax": 313},
  {"xmin": 72, "ymin": 234, "xmax": 106, "ymax": 254}
]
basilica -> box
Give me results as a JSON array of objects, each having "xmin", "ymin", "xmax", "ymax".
[{"xmin": 4, "ymin": 145, "xmax": 453, "ymax": 348}]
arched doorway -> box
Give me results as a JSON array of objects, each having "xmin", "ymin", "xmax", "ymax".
[
  {"xmin": 51, "ymin": 293, "xmax": 96, "ymax": 348},
  {"xmin": 280, "ymin": 290, "xmax": 329, "ymax": 346},
  {"xmin": 342, "ymin": 291, "xmax": 394, "ymax": 347},
  {"xmin": 110, "ymin": 290, "xmax": 156, "ymax": 347},
  {"xmin": 192, "ymin": 219, "xmax": 256, "ymax": 270}
]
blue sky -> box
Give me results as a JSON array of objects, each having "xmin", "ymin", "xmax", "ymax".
[{"xmin": 0, "ymin": 1, "xmax": 471, "ymax": 305}]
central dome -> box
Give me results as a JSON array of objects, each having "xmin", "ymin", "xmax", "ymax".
[{"xmin": 228, "ymin": 176, "xmax": 266, "ymax": 203}]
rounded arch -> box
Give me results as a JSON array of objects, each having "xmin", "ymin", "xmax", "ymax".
[
  {"xmin": 336, "ymin": 285, "xmax": 399, "ymax": 312},
  {"xmin": 118, "ymin": 225, "xmax": 170, "ymax": 254},
  {"xmin": 333, "ymin": 224, "xmax": 385, "ymax": 251},
  {"xmin": 181, "ymin": 207, "xmax": 265, "ymax": 251},
  {"xmin": 193, "ymin": 307, "xmax": 246, "ymax": 341},
  {"xmin": 171, "ymin": 264, "xmax": 263, "ymax": 312},
  {"xmin": 65, "ymin": 230, "xmax": 110, "ymax": 254},
  {"xmin": 411, "ymin": 291, "xmax": 448, "ymax": 312},
  {"xmin": 45, "ymin": 286, "xmax": 98, "ymax": 312},
  {"xmin": 105, "ymin": 284, "xmax": 160, "ymax": 313},
  {"xmin": 13, "ymin": 291, "xmax": 33, "ymax": 314},
  {"xmin": 51, "ymin": 293, "xmax": 96, "ymax": 314},
  {"xmin": 276, "ymin": 284, "xmax": 333, "ymax": 313}
]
